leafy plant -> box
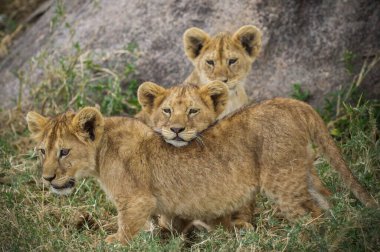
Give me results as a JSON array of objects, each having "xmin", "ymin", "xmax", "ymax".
[
  {"xmin": 291, "ymin": 83, "xmax": 311, "ymax": 101},
  {"xmin": 323, "ymin": 53, "xmax": 380, "ymax": 124},
  {"xmin": 29, "ymin": 42, "xmax": 140, "ymax": 116},
  {"xmin": 343, "ymin": 50, "xmax": 357, "ymax": 75},
  {"xmin": 50, "ymin": 0, "xmax": 66, "ymax": 32}
]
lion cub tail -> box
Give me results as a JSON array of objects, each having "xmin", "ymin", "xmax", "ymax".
[{"xmin": 306, "ymin": 106, "xmax": 378, "ymax": 208}]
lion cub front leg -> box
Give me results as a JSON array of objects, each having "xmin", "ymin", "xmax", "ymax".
[
  {"xmin": 106, "ymin": 193, "xmax": 156, "ymax": 244},
  {"xmin": 231, "ymin": 198, "xmax": 255, "ymax": 230}
]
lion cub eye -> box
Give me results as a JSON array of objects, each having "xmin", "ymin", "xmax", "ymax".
[
  {"xmin": 162, "ymin": 108, "xmax": 171, "ymax": 115},
  {"xmin": 206, "ymin": 60, "xmax": 214, "ymax": 66},
  {"xmin": 60, "ymin": 149, "xmax": 70, "ymax": 157},
  {"xmin": 40, "ymin": 149, "xmax": 46, "ymax": 155},
  {"xmin": 229, "ymin": 58, "xmax": 238, "ymax": 65},
  {"xmin": 188, "ymin": 108, "xmax": 200, "ymax": 115}
]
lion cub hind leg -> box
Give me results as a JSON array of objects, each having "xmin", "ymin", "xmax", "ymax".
[
  {"xmin": 308, "ymin": 169, "xmax": 331, "ymax": 211},
  {"xmin": 272, "ymin": 184, "xmax": 323, "ymax": 221},
  {"xmin": 263, "ymin": 164, "xmax": 324, "ymax": 221}
]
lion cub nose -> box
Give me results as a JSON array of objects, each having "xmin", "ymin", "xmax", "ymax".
[
  {"xmin": 43, "ymin": 175, "xmax": 56, "ymax": 182},
  {"xmin": 170, "ymin": 127, "xmax": 185, "ymax": 134},
  {"xmin": 217, "ymin": 77, "xmax": 228, "ymax": 83}
]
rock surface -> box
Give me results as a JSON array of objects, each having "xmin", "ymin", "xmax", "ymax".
[{"xmin": 0, "ymin": 0, "xmax": 379, "ymax": 109}]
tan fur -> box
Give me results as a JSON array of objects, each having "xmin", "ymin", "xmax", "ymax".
[
  {"xmin": 27, "ymin": 98, "xmax": 377, "ymax": 244},
  {"xmin": 183, "ymin": 25, "xmax": 262, "ymax": 117},
  {"xmin": 136, "ymin": 81, "xmax": 254, "ymax": 231}
]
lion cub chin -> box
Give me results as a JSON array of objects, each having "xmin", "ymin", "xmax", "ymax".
[{"xmin": 183, "ymin": 25, "xmax": 262, "ymax": 117}]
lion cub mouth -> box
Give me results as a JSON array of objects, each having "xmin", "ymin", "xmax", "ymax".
[
  {"xmin": 154, "ymin": 128, "xmax": 191, "ymax": 147},
  {"xmin": 165, "ymin": 137, "xmax": 189, "ymax": 147}
]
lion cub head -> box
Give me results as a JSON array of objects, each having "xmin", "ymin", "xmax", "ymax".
[
  {"xmin": 137, "ymin": 81, "xmax": 228, "ymax": 147},
  {"xmin": 26, "ymin": 107, "xmax": 104, "ymax": 195},
  {"xmin": 183, "ymin": 25, "xmax": 262, "ymax": 89}
]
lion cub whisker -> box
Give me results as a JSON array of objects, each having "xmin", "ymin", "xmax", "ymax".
[{"xmin": 195, "ymin": 135, "xmax": 205, "ymax": 147}]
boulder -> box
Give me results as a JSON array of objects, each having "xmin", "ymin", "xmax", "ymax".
[{"xmin": 0, "ymin": 0, "xmax": 379, "ymax": 109}]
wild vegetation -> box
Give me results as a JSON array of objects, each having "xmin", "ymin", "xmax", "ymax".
[{"xmin": 0, "ymin": 3, "xmax": 379, "ymax": 251}]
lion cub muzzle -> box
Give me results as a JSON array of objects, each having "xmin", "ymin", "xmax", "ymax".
[
  {"xmin": 161, "ymin": 125, "xmax": 198, "ymax": 147},
  {"xmin": 43, "ymin": 174, "xmax": 56, "ymax": 182}
]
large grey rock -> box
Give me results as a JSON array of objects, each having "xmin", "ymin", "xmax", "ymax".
[{"xmin": 0, "ymin": 0, "xmax": 379, "ymax": 109}]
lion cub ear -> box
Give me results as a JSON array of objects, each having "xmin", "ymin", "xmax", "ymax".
[
  {"xmin": 137, "ymin": 82, "xmax": 167, "ymax": 112},
  {"xmin": 72, "ymin": 107, "xmax": 104, "ymax": 143},
  {"xmin": 26, "ymin": 111, "xmax": 49, "ymax": 140},
  {"xmin": 183, "ymin": 27, "xmax": 210, "ymax": 61},
  {"xmin": 199, "ymin": 81, "xmax": 229, "ymax": 116},
  {"xmin": 233, "ymin": 25, "xmax": 262, "ymax": 61}
]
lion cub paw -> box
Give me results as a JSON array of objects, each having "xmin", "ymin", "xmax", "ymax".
[
  {"xmin": 232, "ymin": 220, "xmax": 254, "ymax": 231},
  {"xmin": 105, "ymin": 233, "xmax": 121, "ymax": 244}
]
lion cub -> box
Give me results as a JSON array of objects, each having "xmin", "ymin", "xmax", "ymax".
[
  {"xmin": 136, "ymin": 81, "xmax": 254, "ymax": 232},
  {"xmin": 27, "ymin": 96, "xmax": 377, "ymax": 244},
  {"xmin": 183, "ymin": 25, "xmax": 262, "ymax": 117}
]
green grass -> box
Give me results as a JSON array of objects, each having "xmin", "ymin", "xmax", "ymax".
[
  {"xmin": 0, "ymin": 50, "xmax": 379, "ymax": 251},
  {"xmin": 291, "ymin": 83, "xmax": 311, "ymax": 102}
]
